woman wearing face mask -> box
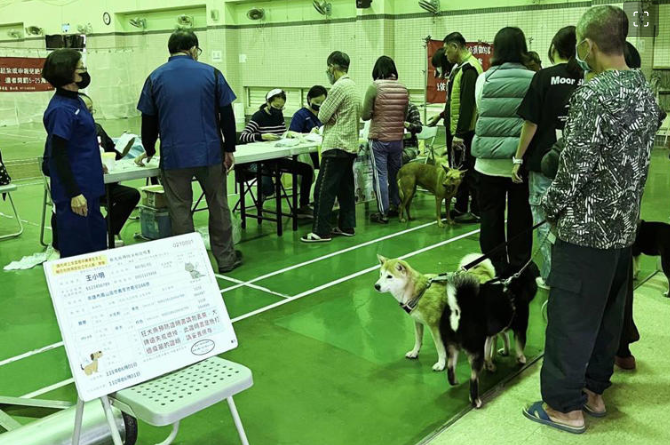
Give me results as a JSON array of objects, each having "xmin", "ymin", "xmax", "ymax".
[
  {"xmin": 290, "ymin": 85, "xmax": 327, "ymax": 169},
  {"xmin": 240, "ymin": 89, "xmax": 315, "ymax": 216},
  {"xmin": 41, "ymin": 49, "xmax": 106, "ymax": 257},
  {"xmin": 362, "ymin": 55, "xmax": 409, "ymax": 224},
  {"xmin": 513, "ymin": 26, "xmax": 584, "ymax": 288}
]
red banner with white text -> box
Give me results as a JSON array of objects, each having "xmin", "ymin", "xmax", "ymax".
[
  {"xmin": 426, "ymin": 40, "xmax": 493, "ymax": 104},
  {"xmin": 0, "ymin": 57, "xmax": 53, "ymax": 92}
]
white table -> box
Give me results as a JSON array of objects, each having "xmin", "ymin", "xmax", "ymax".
[
  {"xmin": 103, "ymin": 159, "xmax": 161, "ymax": 249},
  {"xmin": 232, "ymin": 140, "xmax": 320, "ymax": 236}
]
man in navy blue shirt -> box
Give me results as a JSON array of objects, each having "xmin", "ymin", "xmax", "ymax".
[{"xmin": 136, "ymin": 30, "xmax": 241, "ymax": 273}]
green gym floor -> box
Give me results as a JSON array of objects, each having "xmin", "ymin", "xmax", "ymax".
[{"xmin": 1, "ymin": 118, "xmax": 669, "ymax": 445}]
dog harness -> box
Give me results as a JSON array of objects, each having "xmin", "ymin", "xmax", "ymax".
[{"xmin": 399, "ymin": 273, "xmax": 454, "ymax": 314}]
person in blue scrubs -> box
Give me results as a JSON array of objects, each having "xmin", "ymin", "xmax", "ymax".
[
  {"xmin": 135, "ymin": 30, "xmax": 242, "ymax": 273},
  {"xmin": 41, "ymin": 49, "xmax": 106, "ymax": 258},
  {"xmin": 289, "ymin": 85, "xmax": 327, "ymax": 169}
]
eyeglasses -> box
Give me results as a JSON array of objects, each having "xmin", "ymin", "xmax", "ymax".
[{"xmin": 196, "ymin": 47, "xmax": 203, "ymax": 57}]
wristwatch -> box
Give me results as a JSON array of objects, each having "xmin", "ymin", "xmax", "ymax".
[{"xmin": 512, "ymin": 156, "xmax": 524, "ymax": 165}]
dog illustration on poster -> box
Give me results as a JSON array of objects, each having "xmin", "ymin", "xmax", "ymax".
[{"xmin": 81, "ymin": 351, "xmax": 103, "ymax": 376}]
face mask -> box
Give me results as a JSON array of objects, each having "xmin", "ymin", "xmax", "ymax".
[
  {"xmin": 76, "ymin": 71, "xmax": 91, "ymax": 89},
  {"xmin": 269, "ymin": 107, "xmax": 283, "ymax": 117},
  {"xmin": 575, "ymin": 40, "xmax": 592, "ymax": 73},
  {"xmin": 310, "ymin": 102, "xmax": 321, "ymax": 111},
  {"xmin": 326, "ymin": 70, "xmax": 336, "ymax": 85}
]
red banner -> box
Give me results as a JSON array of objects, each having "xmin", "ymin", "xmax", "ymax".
[
  {"xmin": 426, "ymin": 40, "xmax": 493, "ymax": 104},
  {"xmin": 0, "ymin": 57, "xmax": 53, "ymax": 92}
]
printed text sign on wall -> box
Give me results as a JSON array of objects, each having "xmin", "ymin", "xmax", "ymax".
[
  {"xmin": 44, "ymin": 233, "xmax": 237, "ymax": 402},
  {"xmin": 0, "ymin": 57, "xmax": 53, "ymax": 92}
]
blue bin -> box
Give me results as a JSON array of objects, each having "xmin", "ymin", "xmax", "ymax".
[{"xmin": 139, "ymin": 206, "xmax": 172, "ymax": 240}]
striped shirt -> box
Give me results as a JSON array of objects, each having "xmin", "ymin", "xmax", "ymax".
[
  {"xmin": 239, "ymin": 108, "xmax": 286, "ymax": 144},
  {"xmin": 542, "ymin": 70, "xmax": 664, "ymax": 249},
  {"xmin": 318, "ymin": 75, "xmax": 361, "ymax": 155}
]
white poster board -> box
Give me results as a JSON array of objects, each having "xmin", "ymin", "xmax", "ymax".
[{"xmin": 43, "ymin": 233, "xmax": 237, "ymax": 402}]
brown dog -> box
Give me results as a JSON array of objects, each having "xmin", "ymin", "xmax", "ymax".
[{"xmin": 397, "ymin": 161, "xmax": 466, "ymax": 227}]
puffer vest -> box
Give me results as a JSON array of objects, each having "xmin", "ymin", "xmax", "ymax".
[
  {"xmin": 449, "ymin": 54, "xmax": 483, "ymax": 135},
  {"xmin": 369, "ymin": 79, "xmax": 409, "ymax": 142},
  {"xmin": 472, "ymin": 63, "xmax": 534, "ymax": 159}
]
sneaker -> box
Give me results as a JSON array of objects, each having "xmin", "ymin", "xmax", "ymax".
[
  {"xmin": 387, "ymin": 207, "xmax": 399, "ymax": 218},
  {"xmin": 536, "ymin": 277, "xmax": 550, "ymax": 290},
  {"xmin": 454, "ymin": 212, "xmax": 480, "ymax": 224},
  {"xmin": 297, "ymin": 205, "xmax": 314, "ymax": 219},
  {"xmin": 370, "ymin": 213, "xmax": 389, "ymax": 224},
  {"xmin": 219, "ymin": 250, "xmax": 243, "ymax": 273},
  {"xmin": 615, "ymin": 355, "xmax": 636, "ymax": 370},
  {"xmin": 301, "ymin": 232, "xmax": 332, "ymax": 243},
  {"xmin": 332, "ymin": 227, "xmax": 355, "ymax": 237}
]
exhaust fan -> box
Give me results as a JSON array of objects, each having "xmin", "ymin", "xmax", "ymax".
[
  {"xmin": 129, "ymin": 17, "xmax": 147, "ymax": 30},
  {"xmin": 177, "ymin": 15, "xmax": 194, "ymax": 27},
  {"xmin": 313, "ymin": 1, "xmax": 332, "ymax": 17},
  {"xmin": 246, "ymin": 8, "xmax": 265, "ymax": 21},
  {"xmin": 25, "ymin": 26, "xmax": 43, "ymax": 36},
  {"xmin": 418, "ymin": 0, "xmax": 440, "ymax": 15}
]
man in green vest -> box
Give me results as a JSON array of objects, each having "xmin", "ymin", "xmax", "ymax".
[{"xmin": 443, "ymin": 32, "xmax": 483, "ymax": 223}]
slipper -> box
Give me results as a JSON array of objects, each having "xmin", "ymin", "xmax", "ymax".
[
  {"xmin": 331, "ymin": 227, "xmax": 355, "ymax": 237},
  {"xmin": 522, "ymin": 401, "xmax": 586, "ymax": 434},
  {"xmin": 300, "ymin": 232, "xmax": 332, "ymax": 243},
  {"xmin": 583, "ymin": 404, "xmax": 607, "ymax": 418}
]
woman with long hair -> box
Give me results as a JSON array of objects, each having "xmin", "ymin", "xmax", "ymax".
[
  {"xmin": 513, "ymin": 26, "xmax": 584, "ymax": 287},
  {"xmin": 471, "ymin": 27, "xmax": 535, "ymax": 275}
]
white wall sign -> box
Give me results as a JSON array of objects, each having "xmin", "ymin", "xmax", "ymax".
[
  {"xmin": 44, "ymin": 233, "xmax": 237, "ymax": 402},
  {"xmin": 211, "ymin": 50, "xmax": 223, "ymax": 62}
]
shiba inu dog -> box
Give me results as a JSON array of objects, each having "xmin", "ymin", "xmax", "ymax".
[
  {"xmin": 439, "ymin": 261, "xmax": 539, "ymax": 408},
  {"xmin": 396, "ymin": 161, "xmax": 466, "ymax": 227},
  {"xmin": 374, "ymin": 254, "xmax": 495, "ymax": 372}
]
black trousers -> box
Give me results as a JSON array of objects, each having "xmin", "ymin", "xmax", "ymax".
[
  {"xmin": 541, "ymin": 239, "xmax": 631, "ymax": 413},
  {"xmin": 312, "ymin": 150, "xmax": 356, "ymax": 237},
  {"xmin": 255, "ymin": 159, "xmax": 314, "ymax": 206},
  {"xmin": 477, "ymin": 173, "xmax": 533, "ymax": 275},
  {"xmin": 51, "ymin": 184, "xmax": 140, "ymax": 250},
  {"xmin": 449, "ymin": 131, "xmax": 479, "ymax": 215}
]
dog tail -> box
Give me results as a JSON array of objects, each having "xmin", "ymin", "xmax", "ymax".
[{"xmin": 459, "ymin": 254, "xmax": 496, "ymax": 282}]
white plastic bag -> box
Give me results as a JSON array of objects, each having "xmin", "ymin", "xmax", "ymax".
[
  {"xmin": 197, "ymin": 209, "xmax": 242, "ymax": 250},
  {"xmin": 353, "ymin": 141, "xmax": 376, "ymax": 203}
]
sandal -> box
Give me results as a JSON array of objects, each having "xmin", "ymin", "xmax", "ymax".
[
  {"xmin": 300, "ymin": 232, "xmax": 332, "ymax": 243},
  {"xmin": 522, "ymin": 401, "xmax": 585, "ymax": 434},
  {"xmin": 583, "ymin": 404, "xmax": 607, "ymax": 418}
]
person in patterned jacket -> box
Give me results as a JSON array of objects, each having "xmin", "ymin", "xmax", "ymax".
[{"xmin": 523, "ymin": 5, "xmax": 665, "ymax": 435}]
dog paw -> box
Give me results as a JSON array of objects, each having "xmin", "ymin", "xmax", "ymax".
[
  {"xmin": 399, "ymin": 217, "xmax": 407, "ymax": 223},
  {"xmin": 472, "ymin": 398, "xmax": 483, "ymax": 409},
  {"xmin": 447, "ymin": 219, "xmax": 456, "ymax": 226},
  {"xmin": 497, "ymin": 348, "xmax": 510, "ymax": 357},
  {"xmin": 517, "ymin": 355, "xmax": 527, "ymax": 365},
  {"xmin": 405, "ymin": 350, "xmax": 419, "ymax": 359},
  {"xmin": 433, "ymin": 361, "xmax": 446, "ymax": 371},
  {"xmin": 437, "ymin": 221, "xmax": 445, "ymax": 228},
  {"xmin": 485, "ymin": 361, "xmax": 497, "ymax": 373}
]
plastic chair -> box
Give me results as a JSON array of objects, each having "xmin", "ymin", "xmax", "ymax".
[
  {"xmin": 110, "ymin": 356, "xmax": 252, "ymax": 445},
  {"xmin": 0, "ymin": 184, "xmax": 24, "ymax": 241},
  {"xmin": 416, "ymin": 126, "xmax": 439, "ymax": 163}
]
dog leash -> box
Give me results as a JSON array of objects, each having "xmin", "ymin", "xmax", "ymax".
[{"xmin": 460, "ymin": 220, "xmax": 548, "ymax": 273}]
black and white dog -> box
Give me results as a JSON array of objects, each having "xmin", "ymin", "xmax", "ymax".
[
  {"xmin": 439, "ymin": 260, "xmax": 539, "ymax": 408},
  {"xmin": 633, "ymin": 220, "xmax": 670, "ymax": 297}
]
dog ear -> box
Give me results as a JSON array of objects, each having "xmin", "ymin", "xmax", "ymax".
[
  {"xmin": 90, "ymin": 353, "xmax": 94, "ymax": 360},
  {"xmin": 395, "ymin": 262, "xmax": 406, "ymax": 274},
  {"xmin": 441, "ymin": 165, "xmax": 451, "ymax": 175},
  {"xmin": 459, "ymin": 169, "xmax": 468, "ymax": 176},
  {"xmin": 377, "ymin": 254, "xmax": 388, "ymax": 265}
]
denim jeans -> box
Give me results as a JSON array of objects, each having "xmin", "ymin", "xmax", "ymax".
[{"xmin": 529, "ymin": 171, "xmax": 553, "ymax": 280}]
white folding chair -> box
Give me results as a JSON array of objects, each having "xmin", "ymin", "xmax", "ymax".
[
  {"xmin": 0, "ymin": 184, "xmax": 24, "ymax": 241},
  {"xmin": 110, "ymin": 356, "xmax": 252, "ymax": 445},
  {"xmin": 416, "ymin": 126, "xmax": 439, "ymax": 163},
  {"xmin": 658, "ymin": 116, "xmax": 670, "ymax": 147},
  {"xmin": 38, "ymin": 157, "xmax": 53, "ymax": 247}
]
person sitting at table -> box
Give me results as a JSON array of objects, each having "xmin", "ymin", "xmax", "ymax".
[
  {"xmin": 43, "ymin": 94, "xmax": 141, "ymax": 249},
  {"xmin": 289, "ymin": 85, "xmax": 327, "ymax": 169},
  {"xmin": 239, "ymin": 89, "xmax": 314, "ymax": 217}
]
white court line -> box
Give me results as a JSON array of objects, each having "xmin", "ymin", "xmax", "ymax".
[
  {"xmin": 215, "ymin": 273, "xmax": 291, "ymax": 299},
  {"xmin": 221, "ymin": 220, "xmax": 440, "ymax": 294},
  {"xmin": 0, "ymin": 341, "xmax": 64, "ymax": 368},
  {"xmin": 231, "ymin": 227, "xmax": 481, "ymax": 324},
  {"xmin": 0, "ymin": 211, "xmax": 46, "ymax": 229},
  {"xmin": 20, "ymin": 378, "xmax": 74, "ymax": 399}
]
